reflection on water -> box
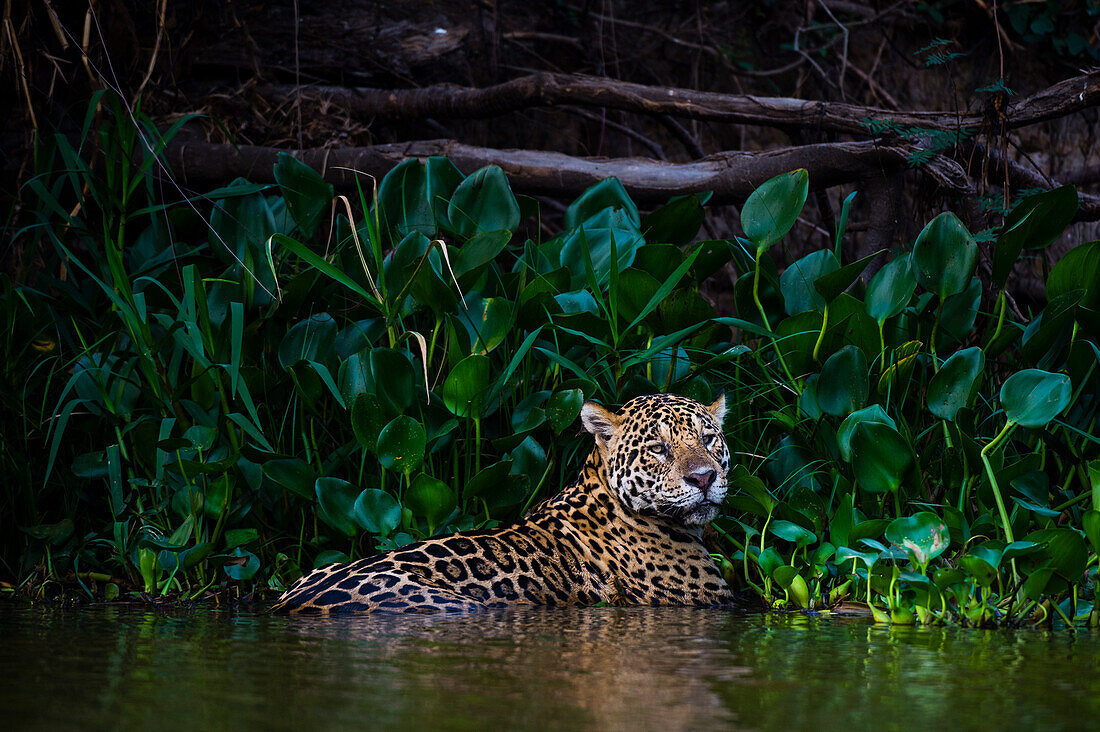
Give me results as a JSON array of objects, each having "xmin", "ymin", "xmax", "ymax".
[{"xmin": 2, "ymin": 603, "xmax": 1098, "ymax": 731}]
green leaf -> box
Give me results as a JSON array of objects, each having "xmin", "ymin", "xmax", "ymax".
[
  {"xmin": 454, "ymin": 294, "xmax": 515, "ymax": 355},
  {"xmin": 851, "ymin": 422, "xmax": 912, "ymax": 493},
  {"xmin": 376, "ymin": 416, "xmax": 427, "ymax": 473},
  {"xmin": 1082, "ymin": 510, "xmax": 1100, "ymax": 555},
  {"xmin": 447, "ymin": 165, "xmax": 520, "ymax": 238},
  {"xmin": 780, "ymin": 250, "xmax": 839, "ymax": 315},
  {"xmin": 641, "ymin": 194, "xmax": 706, "ymax": 245},
  {"xmin": 405, "ymin": 474, "xmax": 456, "ymax": 533},
  {"xmin": 546, "ymin": 389, "xmax": 584, "ymax": 433},
  {"xmin": 273, "ymin": 153, "xmax": 333, "ymax": 238},
  {"xmin": 353, "ymin": 488, "xmax": 401, "ymax": 536},
  {"xmin": 769, "ymin": 520, "xmax": 817, "ymax": 547},
  {"xmin": 224, "ymin": 528, "xmax": 259, "ymax": 549},
  {"xmin": 911, "ymin": 212, "xmax": 977, "ymax": 299},
  {"xmin": 959, "ymin": 554, "xmax": 997, "ymax": 588},
  {"xmin": 1047, "ymin": 240, "xmax": 1100, "ymax": 311},
  {"xmin": 837, "ymin": 404, "xmax": 896, "ymax": 462},
  {"xmin": 741, "ymin": 169, "xmax": 809, "ymax": 251},
  {"xmin": 262, "ymin": 458, "xmax": 316, "ymax": 500},
  {"xmin": 865, "ymin": 254, "xmax": 917, "ymax": 324},
  {"xmin": 350, "ymin": 393, "xmax": 388, "ymax": 452},
  {"xmin": 885, "ymin": 512, "xmax": 950, "ymax": 565},
  {"xmin": 758, "ymin": 547, "xmax": 784, "ymax": 578},
  {"xmin": 439, "ymin": 354, "xmax": 492, "ymax": 418},
  {"xmin": 369, "ymin": 348, "xmax": 418, "ymax": 416},
  {"xmin": 927, "ymin": 347, "xmax": 985, "ymax": 420},
  {"xmin": 315, "ymin": 477, "xmax": 360, "ymax": 537},
  {"xmin": 559, "ymin": 208, "xmax": 644, "ymax": 288},
  {"xmin": 993, "ymin": 185, "xmax": 1078, "ymax": 287},
  {"xmin": 812, "ymin": 252, "xmax": 878, "ymax": 304},
  {"xmin": 224, "ymin": 546, "xmax": 261, "ymax": 580},
  {"xmin": 817, "ymin": 345, "xmax": 869, "ymax": 417},
  {"xmin": 1000, "ymin": 369, "xmax": 1072, "ymax": 428},
  {"xmin": 278, "ymin": 313, "xmax": 337, "ymax": 369},
  {"xmin": 565, "ymin": 177, "xmax": 641, "ymax": 231},
  {"xmin": 376, "ymin": 159, "xmax": 434, "ymax": 241}
]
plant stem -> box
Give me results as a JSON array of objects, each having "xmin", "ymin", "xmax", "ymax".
[
  {"xmin": 980, "ymin": 419, "xmax": 1019, "ymax": 579},
  {"xmin": 752, "ymin": 248, "xmax": 800, "ymax": 392}
]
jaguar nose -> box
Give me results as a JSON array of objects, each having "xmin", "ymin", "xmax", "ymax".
[{"xmin": 684, "ymin": 468, "xmax": 716, "ymax": 490}]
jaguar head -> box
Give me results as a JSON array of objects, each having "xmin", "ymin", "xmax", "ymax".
[{"xmin": 581, "ymin": 393, "xmax": 730, "ymax": 526}]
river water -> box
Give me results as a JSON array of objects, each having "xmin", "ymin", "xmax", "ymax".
[{"xmin": 2, "ymin": 603, "xmax": 1098, "ymax": 730}]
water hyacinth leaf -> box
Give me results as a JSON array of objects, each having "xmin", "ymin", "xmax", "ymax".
[
  {"xmin": 1011, "ymin": 496, "xmax": 1061, "ymax": 518},
  {"xmin": 865, "ymin": 254, "xmax": 917, "ymax": 323},
  {"xmin": 546, "ymin": 389, "xmax": 584, "ymax": 433},
  {"xmin": 425, "ymin": 156, "xmax": 465, "ymax": 230},
  {"xmin": 851, "ymin": 422, "xmax": 912, "ymax": 493},
  {"xmin": 350, "ymin": 393, "xmax": 388, "ymax": 452},
  {"xmin": 836, "ymin": 546, "xmax": 878, "ymax": 571},
  {"xmin": 223, "ymin": 528, "xmax": 259, "ymax": 549},
  {"xmin": 1046, "ymin": 240, "xmax": 1100, "ymax": 310},
  {"xmin": 262, "ymin": 458, "xmax": 316, "ymax": 500},
  {"xmin": 456, "ymin": 294, "xmax": 515, "ymax": 355},
  {"xmin": 1026, "ymin": 528, "xmax": 1089, "ymax": 587},
  {"xmin": 927, "ymin": 347, "xmax": 985, "ymax": 420},
  {"xmin": 564, "ymin": 177, "xmax": 641, "ymax": 231},
  {"xmin": 993, "ymin": 185, "xmax": 1078, "ymax": 287},
  {"xmin": 447, "ymin": 165, "xmax": 520, "ymax": 238},
  {"xmin": 741, "ymin": 169, "xmax": 809, "ymax": 251},
  {"xmin": 559, "ymin": 208, "xmax": 644, "ymax": 288},
  {"xmin": 885, "ymin": 513, "xmax": 950, "ymax": 566},
  {"xmin": 1000, "ymin": 369, "xmax": 1072, "ymax": 428},
  {"xmin": 273, "ymin": 153, "xmax": 333, "ymax": 238},
  {"xmin": 641, "ymin": 193, "xmax": 706, "ymax": 245},
  {"xmin": 1082, "ymin": 510, "xmax": 1100, "ymax": 554},
  {"xmin": 769, "ymin": 520, "xmax": 817, "ymax": 547},
  {"xmin": 278, "ymin": 313, "xmax": 337, "ymax": 369},
  {"xmin": 405, "ymin": 474, "xmax": 457, "ymax": 532},
  {"xmin": 353, "ymin": 488, "xmax": 401, "ymax": 536},
  {"xmin": 758, "ymin": 547, "xmax": 784, "ymax": 578},
  {"xmin": 315, "ymin": 477, "xmax": 361, "ymax": 537},
  {"xmin": 817, "ymin": 345, "xmax": 869, "ymax": 417},
  {"xmin": 1002, "ymin": 541, "xmax": 1044, "ymax": 561},
  {"xmin": 780, "ymin": 250, "xmax": 839, "ymax": 315},
  {"xmin": 937, "ymin": 278, "xmax": 981, "ymax": 349},
  {"xmin": 836, "ymin": 404, "xmax": 896, "ymax": 462},
  {"xmin": 376, "ymin": 159, "xmax": 434, "ymax": 240},
  {"xmin": 959, "ymin": 554, "xmax": 997, "ymax": 587},
  {"xmin": 376, "ymin": 416, "xmax": 427, "ymax": 473},
  {"xmin": 454, "ymin": 230, "xmax": 512, "ymax": 279},
  {"xmin": 440, "ymin": 354, "xmax": 491, "ymax": 418},
  {"xmin": 911, "ymin": 212, "xmax": 977, "ymax": 299},
  {"xmin": 223, "ymin": 546, "xmax": 261, "ymax": 580},
  {"xmin": 812, "ymin": 251, "xmax": 878, "ymax": 304},
  {"xmin": 369, "ymin": 348, "xmax": 418, "ymax": 415}
]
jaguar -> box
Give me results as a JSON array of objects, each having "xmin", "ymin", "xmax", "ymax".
[{"xmin": 271, "ymin": 393, "xmax": 735, "ymax": 614}]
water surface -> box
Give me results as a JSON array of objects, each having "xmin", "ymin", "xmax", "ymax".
[{"xmin": 2, "ymin": 603, "xmax": 1098, "ymax": 730}]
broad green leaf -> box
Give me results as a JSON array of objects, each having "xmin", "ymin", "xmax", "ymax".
[
  {"xmin": 353, "ymin": 488, "xmax": 401, "ymax": 535},
  {"xmin": 447, "ymin": 165, "xmax": 520, "ymax": 238},
  {"xmin": 993, "ymin": 185, "xmax": 1078, "ymax": 287},
  {"xmin": 741, "ymin": 169, "xmax": 809, "ymax": 251},
  {"xmin": 959, "ymin": 554, "xmax": 997, "ymax": 588},
  {"xmin": 405, "ymin": 474, "xmax": 457, "ymax": 532},
  {"xmin": 224, "ymin": 546, "xmax": 261, "ymax": 580},
  {"xmin": 262, "ymin": 458, "xmax": 316, "ymax": 500},
  {"xmin": 911, "ymin": 212, "xmax": 977, "ymax": 299},
  {"xmin": 273, "ymin": 153, "xmax": 333, "ymax": 238},
  {"xmin": 564, "ymin": 177, "xmax": 641, "ymax": 231},
  {"xmin": 278, "ymin": 313, "xmax": 337, "ymax": 369},
  {"xmin": 315, "ymin": 477, "xmax": 360, "ymax": 537},
  {"xmin": 769, "ymin": 520, "xmax": 817, "ymax": 547},
  {"xmin": 439, "ymin": 354, "xmax": 491, "ymax": 418},
  {"xmin": 817, "ymin": 345, "xmax": 869, "ymax": 417},
  {"xmin": 780, "ymin": 250, "xmax": 838, "ymax": 315},
  {"xmin": 376, "ymin": 159, "xmax": 433, "ymax": 240},
  {"xmin": 546, "ymin": 389, "xmax": 584, "ymax": 433},
  {"xmin": 376, "ymin": 416, "xmax": 426, "ymax": 473},
  {"xmin": 927, "ymin": 347, "xmax": 985, "ymax": 420},
  {"xmin": 1000, "ymin": 369, "xmax": 1072, "ymax": 428},
  {"xmin": 865, "ymin": 254, "xmax": 917, "ymax": 323},
  {"xmin": 350, "ymin": 393, "xmax": 388, "ymax": 452},
  {"xmin": 369, "ymin": 348, "xmax": 418, "ymax": 415},
  {"xmin": 851, "ymin": 422, "xmax": 912, "ymax": 493},
  {"xmin": 812, "ymin": 251, "xmax": 878, "ymax": 303},
  {"xmin": 837, "ymin": 404, "xmax": 896, "ymax": 462},
  {"xmin": 885, "ymin": 512, "xmax": 950, "ymax": 566},
  {"xmin": 641, "ymin": 193, "xmax": 706, "ymax": 245},
  {"xmin": 1082, "ymin": 510, "xmax": 1100, "ymax": 554},
  {"xmin": 454, "ymin": 294, "xmax": 515, "ymax": 355},
  {"xmin": 758, "ymin": 547, "xmax": 783, "ymax": 578},
  {"xmin": 559, "ymin": 208, "xmax": 644, "ymax": 288},
  {"xmin": 1047, "ymin": 240, "xmax": 1099, "ymax": 310},
  {"xmin": 224, "ymin": 528, "xmax": 260, "ymax": 549}
]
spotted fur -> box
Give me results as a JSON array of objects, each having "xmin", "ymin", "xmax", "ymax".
[{"xmin": 272, "ymin": 393, "xmax": 734, "ymax": 615}]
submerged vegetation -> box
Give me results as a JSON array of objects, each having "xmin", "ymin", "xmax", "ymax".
[{"xmin": 2, "ymin": 92, "xmax": 1097, "ymax": 627}]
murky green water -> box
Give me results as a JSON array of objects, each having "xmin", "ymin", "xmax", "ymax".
[{"xmin": 2, "ymin": 603, "xmax": 1098, "ymax": 731}]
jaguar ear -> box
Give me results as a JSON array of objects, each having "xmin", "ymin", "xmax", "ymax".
[
  {"xmin": 581, "ymin": 401, "xmax": 621, "ymax": 445},
  {"xmin": 706, "ymin": 393, "xmax": 728, "ymax": 425}
]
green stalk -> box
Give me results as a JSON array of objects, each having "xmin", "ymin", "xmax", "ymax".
[
  {"xmin": 752, "ymin": 248, "xmax": 799, "ymax": 392},
  {"xmin": 812, "ymin": 303, "xmax": 829, "ymax": 363},
  {"xmin": 980, "ymin": 420, "xmax": 1019, "ymax": 579}
]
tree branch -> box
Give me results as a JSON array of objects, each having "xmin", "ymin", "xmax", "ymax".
[
  {"xmin": 258, "ymin": 70, "xmax": 1100, "ymax": 137},
  {"xmin": 162, "ymin": 138, "xmax": 971, "ymax": 205}
]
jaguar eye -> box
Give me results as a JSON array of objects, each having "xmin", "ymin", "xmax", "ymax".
[
  {"xmin": 702, "ymin": 433, "xmax": 716, "ymax": 446},
  {"xmin": 649, "ymin": 443, "xmax": 667, "ymax": 456}
]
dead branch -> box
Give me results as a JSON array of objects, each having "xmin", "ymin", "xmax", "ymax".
[
  {"xmin": 162, "ymin": 138, "xmax": 975, "ymax": 205},
  {"xmin": 258, "ymin": 70, "xmax": 1100, "ymax": 137}
]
